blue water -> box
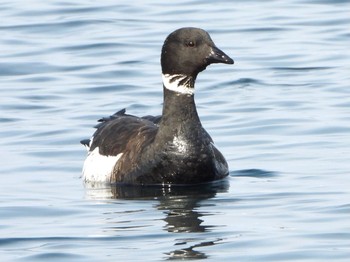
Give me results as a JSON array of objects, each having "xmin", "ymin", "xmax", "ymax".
[{"xmin": 1, "ymin": 0, "xmax": 349, "ymax": 261}]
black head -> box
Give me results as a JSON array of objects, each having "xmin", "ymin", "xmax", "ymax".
[{"xmin": 161, "ymin": 27, "xmax": 233, "ymax": 77}]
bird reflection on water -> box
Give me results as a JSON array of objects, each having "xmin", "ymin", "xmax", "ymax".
[
  {"xmin": 85, "ymin": 179, "xmax": 230, "ymax": 259},
  {"xmin": 111, "ymin": 180, "xmax": 229, "ymax": 231}
]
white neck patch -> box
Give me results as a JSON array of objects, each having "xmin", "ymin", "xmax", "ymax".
[{"xmin": 162, "ymin": 74, "xmax": 194, "ymax": 95}]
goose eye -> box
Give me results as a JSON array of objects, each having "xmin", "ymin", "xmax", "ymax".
[{"xmin": 186, "ymin": 41, "xmax": 195, "ymax": 47}]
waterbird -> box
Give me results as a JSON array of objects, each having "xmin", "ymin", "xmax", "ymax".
[{"xmin": 81, "ymin": 27, "xmax": 234, "ymax": 185}]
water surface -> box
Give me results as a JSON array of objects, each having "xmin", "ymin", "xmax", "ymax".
[{"xmin": 1, "ymin": 0, "xmax": 349, "ymax": 261}]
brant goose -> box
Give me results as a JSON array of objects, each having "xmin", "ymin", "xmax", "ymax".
[{"xmin": 81, "ymin": 27, "xmax": 233, "ymax": 185}]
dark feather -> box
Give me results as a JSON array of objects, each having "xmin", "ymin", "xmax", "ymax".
[
  {"xmin": 80, "ymin": 139, "xmax": 90, "ymax": 147},
  {"xmin": 89, "ymin": 111, "xmax": 158, "ymax": 157},
  {"xmin": 141, "ymin": 115, "xmax": 162, "ymax": 125}
]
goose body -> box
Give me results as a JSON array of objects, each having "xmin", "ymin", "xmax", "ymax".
[{"xmin": 81, "ymin": 27, "xmax": 233, "ymax": 185}]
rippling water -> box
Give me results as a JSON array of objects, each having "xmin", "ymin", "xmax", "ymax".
[{"xmin": 1, "ymin": 0, "xmax": 349, "ymax": 261}]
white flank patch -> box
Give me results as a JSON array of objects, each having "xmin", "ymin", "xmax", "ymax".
[
  {"xmin": 82, "ymin": 147, "xmax": 123, "ymax": 183},
  {"xmin": 162, "ymin": 74, "xmax": 194, "ymax": 95}
]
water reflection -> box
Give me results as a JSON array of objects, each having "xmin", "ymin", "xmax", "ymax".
[
  {"xmin": 85, "ymin": 180, "xmax": 229, "ymax": 259},
  {"xmin": 165, "ymin": 239, "xmax": 222, "ymax": 260},
  {"xmin": 111, "ymin": 180, "xmax": 229, "ymax": 232}
]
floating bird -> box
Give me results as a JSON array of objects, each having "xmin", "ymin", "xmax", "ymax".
[{"xmin": 81, "ymin": 27, "xmax": 234, "ymax": 185}]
